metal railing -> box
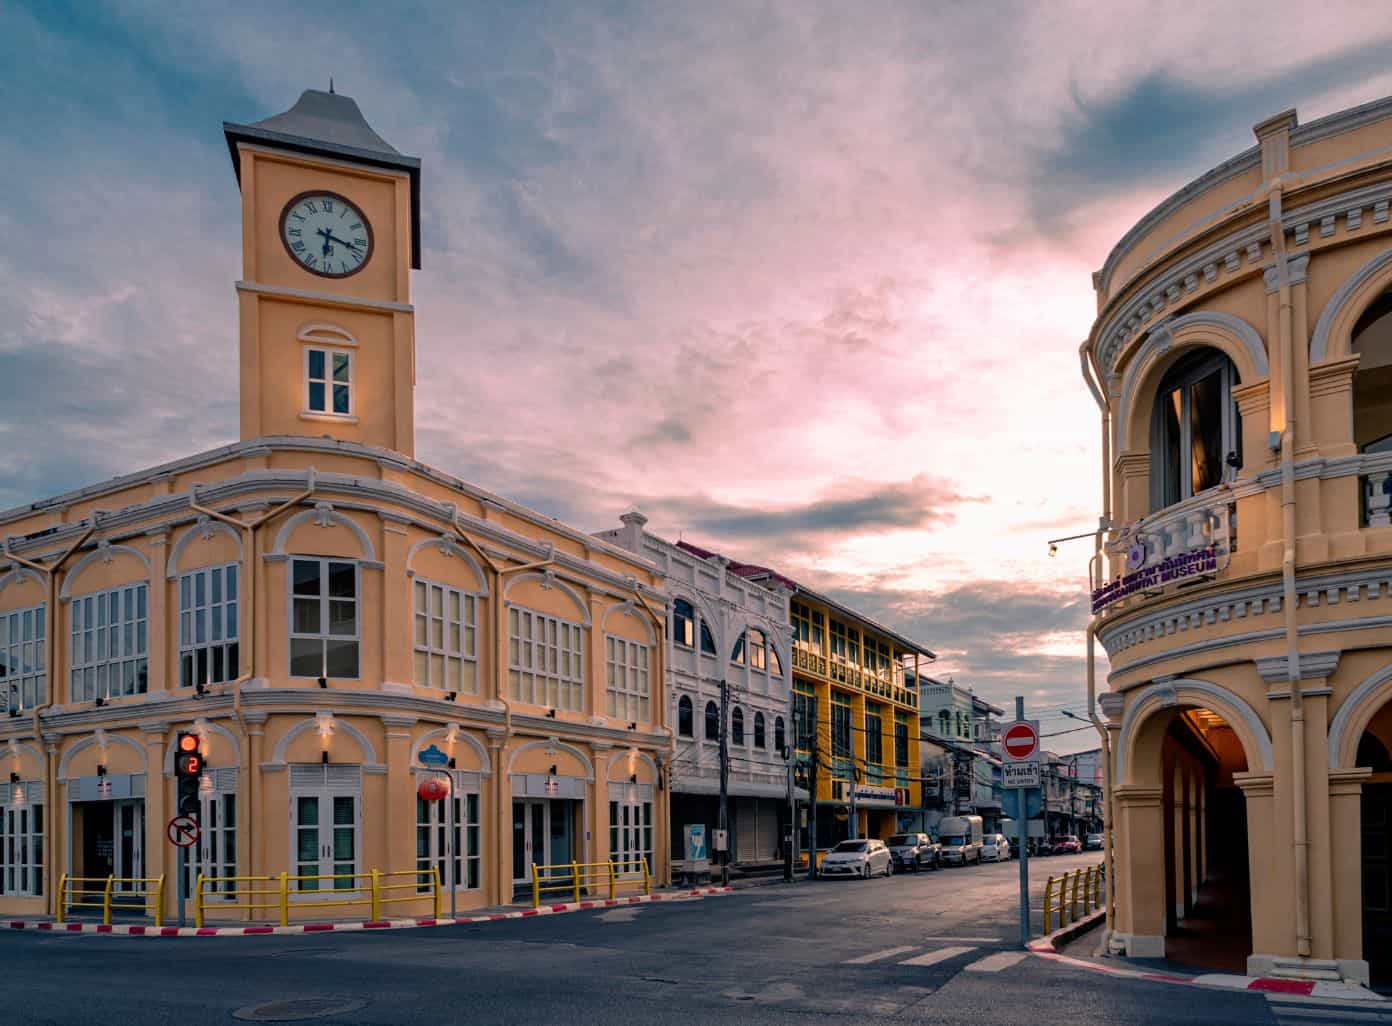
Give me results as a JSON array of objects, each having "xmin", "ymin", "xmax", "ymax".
[
  {"xmin": 529, "ymin": 859, "xmax": 651, "ymax": 908},
  {"xmin": 57, "ymin": 873, "xmax": 164, "ymax": 926},
  {"xmin": 194, "ymin": 867, "xmax": 441, "ymax": 927},
  {"xmin": 1042, "ymin": 863, "xmax": 1104, "ymax": 934}
]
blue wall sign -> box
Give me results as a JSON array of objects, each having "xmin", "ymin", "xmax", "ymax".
[{"xmin": 418, "ymin": 743, "xmax": 450, "ymax": 767}]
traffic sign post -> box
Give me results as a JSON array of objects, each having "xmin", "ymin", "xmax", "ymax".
[
  {"xmin": 167, "ymin": 815, "xmax": 200, "ymax": 848},
  {"xmin": 1006, "ymin": 702, "xmax": 1041, "ymax": 949}
]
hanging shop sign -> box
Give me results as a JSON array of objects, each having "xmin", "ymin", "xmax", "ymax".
[{"xmin": 1091, "ymin": 545, "xmax": 1218, "ymax": 613}]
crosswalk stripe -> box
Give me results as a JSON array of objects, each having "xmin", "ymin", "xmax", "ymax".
[
  {"xmin": 899, "ymin": 945, "xmax": 976, "ymax": 966},
  {"xmin": 964, "ymin": 951, "xmax": 1027, "ymax": 973},
  {"xmin": 843, "ymin": 945, "xmax": 917, "ymax": 964}
]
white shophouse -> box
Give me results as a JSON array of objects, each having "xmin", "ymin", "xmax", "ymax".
[{"xmin": 598, "ymin": 513, "xmax": 797, "ymax": 872}]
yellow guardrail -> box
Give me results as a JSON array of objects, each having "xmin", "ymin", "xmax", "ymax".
[
  {"xmin": 1042, "ymin": 862, "xmax": 1104, "ymax": 933},
  {"xmin": 57, "ymin": 873, "xmax": 164, "ymax": 926},
  {"xmin": 194, "ymin": 867, "xmax": 442, "ymax": 927},
  {"xmin": 530, "ymin": 859, "xmax": 651, "ymax": 908}
]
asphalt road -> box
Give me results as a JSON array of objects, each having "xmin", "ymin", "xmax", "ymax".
[{"xmin": 4, "ymin": 851, "xmax": 1384, "ymax": 1025}]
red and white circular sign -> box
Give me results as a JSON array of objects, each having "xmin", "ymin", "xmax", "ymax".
[{"xmin": 1002, "ymin": 721, "xmax": 1039, "ymax": 762}]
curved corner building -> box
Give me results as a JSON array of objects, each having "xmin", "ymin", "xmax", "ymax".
[{"xmin": 1085, "ymin": 99, "xmax": 1392, "ymax": 984}]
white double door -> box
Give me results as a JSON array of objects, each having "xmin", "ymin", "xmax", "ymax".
[
  {"xmin": 179, "ymin": 770, "xmax": 236, "ymax": 901},
  {"xmin": 291, "ymin": 765, "xmax": 361, "ymax": 894}
]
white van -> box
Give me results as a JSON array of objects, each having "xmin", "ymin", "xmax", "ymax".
[
  {"xmin": 980, "ymin": 833, "xmax": 1011, "ymax": 862},
  {"xmin": 937, "ymin": 815, "xmax": 984, "ymax": 865}
]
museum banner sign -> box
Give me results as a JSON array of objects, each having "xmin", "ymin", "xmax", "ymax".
[{"xmin": 1090, "ymin": 544, "xmax": 1218, "ymax": 613}]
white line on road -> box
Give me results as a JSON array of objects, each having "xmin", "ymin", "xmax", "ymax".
[
  {"xmin": 964, "ymin": 951, "xmax": 1027, "ymax": 973},
  {"xmin": 1269, "ymin": 1007, "xmax": 1390, "ymax": 1023},
  {"xmin": 899, "ymin": 945, "xmax": 976, "ymax": 967},
  {"xmin": 918, "ymin": 936, "xmax": 1003, "ymax": 943},
  {"xmin": 843, "ymin": 945, "xmax": 918, "ymax": 964}
]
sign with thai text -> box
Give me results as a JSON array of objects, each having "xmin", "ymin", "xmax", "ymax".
[{"xmin": 1090, "ymin": 545, "xmax": 1217, "ymax": 613}]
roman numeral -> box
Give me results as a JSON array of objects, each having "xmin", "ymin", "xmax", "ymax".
[
  {"xmin": 288, "ymin": 228, "xmax": 301, "ymax": 237},
  {"xmin": 353, "ymin": 238, "xmax": 366, "ymax": 248},
  {"xmin": 349, "ymin": 222, "xmax": 362, "ymax": 231},
  {"xmin": 304, "ymin": 201, "xmax": 317, "ymax": 214},
  {"xmin": 292, "ymin": 214, "xmax": 305, "ymax": 223},
  {"xmin": 292, "ymin": 241, "xmax": 305, "ymax": 252},
  {"xmin": 322, "ymin": 199, "xmax": 334, "ymax": 212},
  {"xmin": 305, "ymin": 255, "xmax": 317, "ymax": 268}
]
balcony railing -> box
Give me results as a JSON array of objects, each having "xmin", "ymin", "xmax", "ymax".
[
  {"xmin": 1363, "ymin": 453, "xmax": 1392, "ymax": 527},
  {"xmin": 793, "ymin": 647, "xmax": 918, "ymax": 708}
]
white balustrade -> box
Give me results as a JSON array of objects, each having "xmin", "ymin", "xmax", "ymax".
[{"xmin": 1366, "ymin": 471, "xmax": 1392, "ymax": 527}]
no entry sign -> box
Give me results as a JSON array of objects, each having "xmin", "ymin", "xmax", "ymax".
[{"xmin": 1001, "ymin": 720, "xmax": 1040, "ymax": 763}]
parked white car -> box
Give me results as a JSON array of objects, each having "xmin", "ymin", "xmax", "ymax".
[
  {"xmin": 980, "ymin": 833, "xmax": 1011, "ymax": 862},
  {"xmin": 819, "ymin": 839, "xmax": 893, "ymax": 879}
]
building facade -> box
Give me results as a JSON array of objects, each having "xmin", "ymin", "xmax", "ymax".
[
  {"xmin": 0, "ymin": 89, "xmax": 672, "ymax": 922},
  {"xmin": 738, "ymin": 577, "xmax": 929, "ymax": 847},
  {"xmin": 1085, "ymin": 97, "xmax": 1392, "ymax": 983},
  {"xmin": 596, "ymin": 521, "xmax": 796, "ymax": 871}
]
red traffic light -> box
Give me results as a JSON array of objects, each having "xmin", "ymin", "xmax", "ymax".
[{"xmin": 177, "ymin": 733, "xmax": 199, "ymax": 753}]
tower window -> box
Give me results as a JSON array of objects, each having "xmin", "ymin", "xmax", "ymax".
[
  {"xmin": 306, "ymin": 347, "xmax": 352, "ymax": 416},
  {"xmin": 1149, "ymin": 349, "xmax": 1240, "ymax": 511}
]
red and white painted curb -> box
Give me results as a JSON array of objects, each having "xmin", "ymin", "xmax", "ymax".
[
  {"xmin": 1027, "ymin": 913, "xmax": 1382, "ymax": 1002},
  {"xmin": 3, "ymin": 886, "xmax": 733, "ymax": 938}
]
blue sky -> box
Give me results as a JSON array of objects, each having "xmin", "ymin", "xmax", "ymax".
[{"xmin": 4, "ymin": 1, "xmax": 1391, "ymax": 749}]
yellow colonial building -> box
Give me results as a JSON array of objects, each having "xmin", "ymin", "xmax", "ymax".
[
  {"xmin": 1085, "ymin": 97, "xmax": 1392, "ymax": 984},
  {"xmin": 0, "ymin": 89, "xmax": 670, "ymax": 921},
  {"xmin": 726, "ymin": 570, "xmax": 929, "ymax": 847}
]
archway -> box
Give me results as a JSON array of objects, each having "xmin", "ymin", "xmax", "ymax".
[
  {"xmin": 1121, "ymin": 697, "xmax": 1255, "ymax": 970},
  {"xmin": 1356, "ymin": 694, "xmax": 1392, "ymax": 985},
  {"xmin": 1352, "ymin": 293, "xmax": 1392, "ymax": 532}
]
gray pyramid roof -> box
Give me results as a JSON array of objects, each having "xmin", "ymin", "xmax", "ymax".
[{"xmin": 224, "ymin": 89, "xmax": 421, "ymax": 268}]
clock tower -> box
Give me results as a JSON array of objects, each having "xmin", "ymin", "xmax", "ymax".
[{"xmin": 224, "ymin": 89, "xmax": 421, "ymax": 457}]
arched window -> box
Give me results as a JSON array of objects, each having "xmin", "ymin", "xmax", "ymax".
[
  {"xmin": 730, "ymin": 633, "xmax": 745, "ymax": 665},
  {"xmin": 748, "ymin": 629, "xmax": 767, "ymax": 671},
  {"xmin": 938, "ymin": 710, "xmax": 949, "ymax": 734},
  {"xmin": 732, "ymin": 706, "xmax": 745, "ymax": 746},
  {"xmin": 768, "ymin": 643, "xmax": 782, "ymax": 676},
  {"xmin": 673, "ymin": 599, "xmax": 695, "ymax": 649},
  {"xmin": 774, "ymin": 716, "xmax": 786, "ymax": 752},
  {"xmin": 1353, "ymin": 290, "xmax": 1392, "ymax": 454},
  {"xmin": 678, "ymin": 695, "xmax": 693, "ymax": 737},
  {"xmin": 753, "ymin": 711, "xmax": 766, "ymax": 748},
  {"xmin": 699, "ymin": 622, "xmax": 717, "ymax": 656},
  {"xmin": 1149, "ymin": 348, "xmax": 1241, "ymax": 511},
  {"xmin": 705, "ymin": 701, "xmax": 719, "ymax": 741}
]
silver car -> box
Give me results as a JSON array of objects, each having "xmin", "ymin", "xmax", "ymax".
[
  {"xmin": 980, "ymin": 833, "xmax": 1011, "ymax": 862},
  {"xmin": 819, "ymin": 839, "xmax": 893, "ymax": 879}
]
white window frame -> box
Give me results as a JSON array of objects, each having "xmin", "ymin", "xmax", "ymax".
[
  {"xmin": 413, "ymin": 579, "xmax": 479, "ymax": 695},
  {"xmin": 507, "ymin": 606, "xmax": 585, "ymax": 711},
  {"xmin": 70, "ymin": 584, "xmax": 148, "ymax": 703},
  {"xmin": 0, "ymin": 605, "xmax": 45, "ymax": 713},
  {"xmin": 1150, "ymin": 351, "xmax": 1239, "ymax": 510},
  {"xmin": 415, "ymin": 771, "xmax": 482, "ymax": 892},
  {"xmin": 0, "ymin": 782, "xmax": 43, "ymax": 897},
  {"xmin": 289, "ymin": 558, "xmax": 360, "ymax": 680},
  {"xmin": 179, "ymin": 563, "xmax": 240, "ymax": 689},
  {"xmin": 304, "ymin": 346, "xmax": 354, "ymax": 418},
  {"xmin": 604, "ymin": 635, "xmax": 650, "ymax": 722}
]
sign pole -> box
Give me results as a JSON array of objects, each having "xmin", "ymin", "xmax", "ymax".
[
  {"xmin": 447, "ymin": 779, "xmax": 457, "ymax": 921},
  {"xmin": 179, "ymin": 844, "xmax": 187, "ymax": 928},
  {"xmin": 1015, "ymin": 696, "xmax": 1029, "ymax": 949}
]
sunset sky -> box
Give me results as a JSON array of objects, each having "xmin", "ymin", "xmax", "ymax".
[{"xmin": 4, "ymin": 2, "xmax": 1390, "ymax": 751}]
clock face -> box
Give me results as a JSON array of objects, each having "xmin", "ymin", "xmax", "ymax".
[{"xmin": 279, "ymin": 191, "xmax": 373, "ymax": 278}]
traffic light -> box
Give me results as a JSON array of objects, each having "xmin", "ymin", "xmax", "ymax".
[{"xmin": 174, "ymin": 731, "xmax": 202, "ymax": 819}]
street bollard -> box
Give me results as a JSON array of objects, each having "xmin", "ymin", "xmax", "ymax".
[
  {"xmin": 370, "ymin": 869, "xmax": 381, "ymax": 921},
  {"xmin": 1042, "ymin": 876, "xmax": 1054, "ymax": 933},
  {"xmin": 608, "ymin": 861, "xmax": 617, "ymax": 901},
  {"xmin": 531, "ymin": 865, "xmax": 540, "ymax": 909},
  {"xmin": 433, "ymin": 866, "xmax": 443, "ymax": 919},
  {"xmin": 572, "ymin": 861, "xmax": 581, "ymax": 904},
  {"xmin": 278, "ymin": 871, "xmax": 289, "ymax": 927},
  {"xmin": 102, "ymin": 875, "xmax": 115, "ymax": 926}
]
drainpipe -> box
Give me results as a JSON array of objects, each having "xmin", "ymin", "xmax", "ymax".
[
  {"xmin": 1079, "ymin": 339, "xmax": 1118, "ymax": 945},
  {"xmin": 189, "ymin": 467, "xmax": 316, "ymax": 891},
  {"xmin": 4, "ymin": 518, "xmax": 95, "ymax": 916},
  {"xmin": 1267, "ymin": 181, "xmax": 1311, "ymax": 959}
]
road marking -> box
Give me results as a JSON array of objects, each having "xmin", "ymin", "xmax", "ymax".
[
  {"xmin": 964, "ymin": 951, "xmax": 1026, "ymax": 973},
  {"xmin": 843, "ymin": 945, "xmax": 918, "ymax": 964},
  {"xmin": 1269, "ymin": 1007, "xmax": 1389, "ymax": 1023},
  {"xmin": 918, "ymin": 935, "xmax": 1002, "ymax": 943},
  {"xmin": 899, "ymin": 945, "xmax": 976, "ymax": 966}
]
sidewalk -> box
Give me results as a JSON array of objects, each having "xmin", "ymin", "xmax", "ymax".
[
  {"xmin": 3, "ymin": 885, "xmax": 734, "ymax": 938},
  {"xmin": 1029, "ymin": 911, "xmax": 1382, "ymax": 1003}
]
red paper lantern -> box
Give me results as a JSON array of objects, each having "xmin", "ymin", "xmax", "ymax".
[{"xmin": 417, "ymin": 775, "xmax": 450, "ymax": 802}]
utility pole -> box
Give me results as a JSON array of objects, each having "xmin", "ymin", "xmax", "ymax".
[
  {"xmin": 848, "ymin": 763, "xmax": 859, "ymax": 840},
  {"xmin": 784, "ymin": 710, "xmax": 797, "ymax": 883},
  {"xmin": 807, "ymin": 702, "xmax": 818, "ymax": 879},
  {"xmin": 718, "ymin": 678, "xmax": 730, "ymax": 886}
]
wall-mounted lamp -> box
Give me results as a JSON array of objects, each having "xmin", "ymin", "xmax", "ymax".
[
  {"xmin": 448, "ymin": 757, "xmax": 456, "ymax": 769},
  {"xmin": 444, "ymin": 692, "xmax": 457, "ymax": 702},
  {"xmin": 8, "ymin": 772, "xmax": 18, "ymax": 785},
  {"xmin": 195, "ymin": 682, "xmax": 208, "ymax": 698},
  {"xmin": 546, "ymin": 709, "xmax": 557, "ymax": 719},
  {"xmin": 317, "ymin": 677, "xmax": 328, "ymax": 689},
  {"xmin": 96, "ymin": 764, "xmax": 107, "ymax": 778},
  {"xmin": 628, "ymin": 722, "xmax": 637, "ymax": 731},
  {"xmin": 548, "ymin": 764, "xmax": 557, "ymax": 776},
  {"xmin": 94, "ymin": 696, "xmax": 106, "ymax": 707},
  {"xmin": 321, "ymin": 751, "xmax": 329, "ymax": 764},
  {"xmin": 629, "ymin": 774, "xmax": 638, "ymax": 784}
]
